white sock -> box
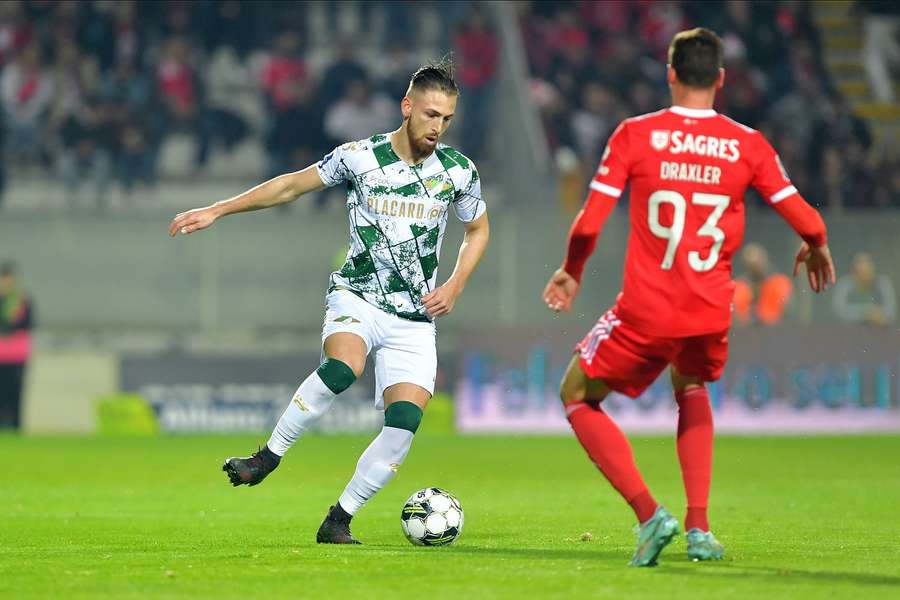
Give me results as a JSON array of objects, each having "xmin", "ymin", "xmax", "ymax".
[
  {"xmin": 338, "ymin": 426, "xmax": 415, "ymax": 515},
  {"xmin": 266, "ymin": 371, "xmax": 336, "ymax": 456}
]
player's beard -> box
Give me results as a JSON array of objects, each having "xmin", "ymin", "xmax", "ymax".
[{"xmin": 406, "ymin": 119, "xmax": 439, "ymax": 158}]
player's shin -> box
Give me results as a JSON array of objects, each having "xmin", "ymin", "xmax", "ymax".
[
  {"xmin": 675, "ymin": 387, "xmax": 714, "ymax": 532},
  {"xmin": 266, "ymin": 358, "xmax": 356, "ymax": 456},
  {"xmin": 337, "ymin": 401, "xmax": 423, "ymax": 515},
  {"xmin": 565, "ymin": 401, "xmax": 658, "ymax": 523}
]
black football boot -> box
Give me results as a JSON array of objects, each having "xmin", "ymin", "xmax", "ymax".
[
  {"xmin": 222, "ymin": 446, "xmax": 281, "ymax": 487},
  {"xmin": 316, "ymin": 504, "xmax": 362, "ymax": 544}
]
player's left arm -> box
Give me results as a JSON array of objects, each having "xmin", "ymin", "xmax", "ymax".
[
  {"xmin": 544, "ymin": 121, "xmax": 630, "ymax": 313},
  {"xmin": 751, "ymin": 133, "xmax": 836, "ymax": 293},
  {"xmin": 423, "ymin": 164, "xmax": 489, "ymax": 318},
  {"xmin": 423, "ymin": 212, "xmax": 489, "ymax": 317}
]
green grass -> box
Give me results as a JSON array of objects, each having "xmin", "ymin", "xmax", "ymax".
[{"xmin": 2, "ymin": 434, "xmax": 899, "ymax": 599}]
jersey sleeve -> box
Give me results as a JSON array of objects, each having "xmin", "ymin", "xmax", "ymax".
[
  {"xmin": 453, "ymin": 167, "xmax": 486, "ymax": 223},
  {"xmin": 589, "ymin": 121, "xmax": 631, "ymax": 199},
  {"xmin": 315, "ymin": 144, "xmax": 351, "ymax": 187},
  {"xmin": 750, "ymin": 133, "xmax": 798, "ymax": 205},
  {"xmin": 751, "ymin": 133, "xmax": 828, "ymax": 247}
]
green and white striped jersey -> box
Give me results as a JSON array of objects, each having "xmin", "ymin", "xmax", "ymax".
[{"xmin": 316, "ymin": 133, "xmax": 485, "ymax": 321}]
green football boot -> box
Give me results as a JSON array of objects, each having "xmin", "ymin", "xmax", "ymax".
[
  {"xmin": 686, "ymin": 528, "xmax": 725, "ymax": 561},
  {"xmin": 629, "ymin": 506, "xmax": 680, "ymax": 567}
]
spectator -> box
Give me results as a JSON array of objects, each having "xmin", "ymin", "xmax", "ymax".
[
  {"xmin": 861, "ymin": 0, "xmax": 900, "ymax": 104},
  {"xmin": 717, "ymin": 37, "xmax": 764, "ymax": 126},
  {"xmin": 571, "ymin": 81, "xmax": 617, "ymax": 167},
  {"xmin": 0, "ymin": 261, "xmax": 34, "ymax": 431},
  {"xmin": 733, "ymin": 243, "xmax": 793, "ymax": 325},
  {"xmin": 453, "ymin": 6, "xmax": 499, "ymax": 162},
  {"xmin": 0, "ymin": 2, "xmax": 32, "ymax": 69},
  {"xmin": 1, "ymin": 43, "xmax": 53, "ymax": 164},
  {"xmin": 110, "ymin": 1, "xmax": 144, "ymax": 69},
  {"xmin": 208, "ymin": 0, "xmax": 258, "ymax": 59},
  {"xmin": 102, "ymin": 60, "xmax": 161, "ymax": 192},
  {"xmin": 627, "ymin": 78, "xmax": 661, "ymax": 116},
  {"xmin": 56, "ymin": 98, "xmax": 114, "ymax": 207},
  {"xmin": 813, "ymin": 144, "xmax": 876, "ymax": 210},
  {"xmin": 263, "ymin": 67, "xmax": 325, "ymax": 185},
  {"xmin": 156, "ymin": 36, "xmax": 211, "ymax": 167},
  {"xmin": 809, "ymin": 95, "xmax": 872, "ymax": 170},
  {"xmin": 833, "ymin": 252, "xmax": 897, "ymax": 326},
  {"xmin": 48, "ymin": 39, "xmax": 101, "ymax": 134},
  {"xmin": 318, "ymin": 39, "xmax": 367, "ymax": 108},
  {"xmin": 372, "ymin": 39, "xmax": 420, "ymax": 100},
  {"xmin": 116, "ymin": 110, "xmax": 156, "ymax": 195},
  {"xmin": 873, "ymin": 148, "xmax": 900, "ymax": 207},
  {"xmin": 261, "ymin": 30, "xmax": 310, "ymax": 115},
  {"xmin": 323, "ymin": 76, "xmax": 395, "ymax": 146}
]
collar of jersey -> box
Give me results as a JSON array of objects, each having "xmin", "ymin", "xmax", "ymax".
[{"xmin": 669, "ymin": 106, "xmax": 717, "ymax": 118}]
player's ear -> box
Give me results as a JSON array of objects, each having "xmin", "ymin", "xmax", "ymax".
[
  {"xmin": 716, "ymin": 68, "xmax": 725, "ymax": 90},
  {"xmin": 666, "ymin": 65, "xmax": 677, "ymax": 86},
  {"xmin": 401, "ymin": 95, "xmax": 412, "ymax": 120}
]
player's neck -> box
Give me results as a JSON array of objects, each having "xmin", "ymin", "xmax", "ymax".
[
  {"xmin": 390, "ymin": 126, "xmax": 429, "ymax": 166},
  {"xmin": 670, "ymin": 87, "xmax": 716, "ymax": 112}
]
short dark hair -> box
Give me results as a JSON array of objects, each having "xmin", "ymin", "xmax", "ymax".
[
  {"xmin": 668, "ymin": 28, "xmax": 723, "ymax": 88},
  {"xmin": 407, "ymin": 55, "xmax": 459, "ymax": 96}
]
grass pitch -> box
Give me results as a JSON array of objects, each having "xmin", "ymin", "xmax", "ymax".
[{"xmin": 1, "ymin": 433, "xmax": 898, "ymax": 599}]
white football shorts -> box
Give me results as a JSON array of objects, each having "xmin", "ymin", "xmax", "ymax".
[{"xmin": 321, "ymin": 288, "xmax": 437, "ymax": 410}]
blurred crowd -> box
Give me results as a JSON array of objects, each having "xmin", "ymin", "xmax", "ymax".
[
  {"xmin": 0, "ymin": 0, "xmax": 498, "ymax": 208},
  {"xmin": 733, "ymin": 243, "xmax": 896, "ymax": 328},
  {"xmin": 522, "ymin": 1, "xmax": 900, "ymax": 210}
]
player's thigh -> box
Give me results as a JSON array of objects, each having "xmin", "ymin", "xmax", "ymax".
[
  {"xmin": 672, "ymin": 330, "xmax": 729, "ymax": 388},
  {"xmin": 560, "ymin": 353, "xmax": 611, "ymax": 406},
  {"xmin": 575, "ymin": 308, "xmax": 674, "ymax": 399},
  {"xmin": 374, "ymin": 320, "xmax": 436, "ymax": 411},
  {"xmin": 321, "ymin": 290, "xmax": 377, "ymax": 377},
  {"xmin": 323, "ymin": 333, "xmax": 368, "ymax": 378}
]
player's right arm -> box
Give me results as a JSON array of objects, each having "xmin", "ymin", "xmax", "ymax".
[
  {"xmin": 543, "ymin": 122, "xmax": 630, "ymax": 312},
  {"xmin": 750, "ymin": 134, "xmax": 835, "ymax": 293},
  {"xmin": 168, "ymin": 166, "xmax": 326, "ymax": 236},
  {"xmin": 169, "ymin": 142, "xmax": 358, "ymax": 237}
]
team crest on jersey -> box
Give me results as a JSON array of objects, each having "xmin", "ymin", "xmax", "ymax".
[
  {"xmin": 423, "ymin": 174, "xmax": 450, "ymax": 193},
  {"xmin": 651, "ymin": 130, "xmax": 670, "ymax": 151}
]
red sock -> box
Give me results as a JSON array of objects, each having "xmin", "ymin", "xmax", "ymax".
[
  {"xmin": 566, "ymin": 402, "xmax": 658, "ymax": 523},
  {"xmin": 675, "ymin": 387, "xmax": 714, "ymax": 532}
]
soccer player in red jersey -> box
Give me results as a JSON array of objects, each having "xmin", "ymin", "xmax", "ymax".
[{"xmin": 542, "ymin": 28, "xmax": 835, "ymax": 567}]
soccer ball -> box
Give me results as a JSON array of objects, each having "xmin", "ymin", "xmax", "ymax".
[{"xmin": 400, "ymin": 487, "xmax": 464, "ymax": 546}]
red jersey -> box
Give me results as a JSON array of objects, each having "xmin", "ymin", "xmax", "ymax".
[{"xmin": 564, "ymin": 106, "xmax": 826, "ymax": 337}]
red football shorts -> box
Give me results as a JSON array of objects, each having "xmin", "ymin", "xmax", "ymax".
[{"xmin": 575, "ymin": 306, "xmax": 728, "ymax": 398}]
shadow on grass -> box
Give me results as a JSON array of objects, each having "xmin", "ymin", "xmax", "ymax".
[
  {"xmin": 663, "ymin": 562, "xmax": 900, "ymax": 588},
  {"xmin": 364, "ymin": 544, "xmax": 900, "ymax": 587},
  {"xmin": 361, "ymin": 543, "xmax": 628, "ymax": 562}
]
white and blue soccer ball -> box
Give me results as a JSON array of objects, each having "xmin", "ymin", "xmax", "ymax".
[{"xmin": 400, "ymin": 487, "xmax": 464, "ymax": 546}]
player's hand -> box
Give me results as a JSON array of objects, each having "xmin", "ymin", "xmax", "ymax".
[
  {"xmin": 542, "ymin": 268, "xmax": 580, "ymax": 313},
  {"xmin": 792, "ymin": 242, "xmax": 836, "ymax": 293},
  {"xmin": 422, "ymin": 281, "xmax": 461, "ymax": 318},
  {"xmin": 169, "ymin": 206, "xmax": 221, "ymax": 237}
]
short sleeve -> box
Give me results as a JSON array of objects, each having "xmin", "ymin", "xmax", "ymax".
[
  {"xmin": 590, "ymin": 121, "xmax": 631, "ymax": 199},
  {"xmin": 751, "ymin": 134, "xmax": 798, "ymax": 205},
  {"xmin": 453, "ymin": 167, "xmax": 486, "ymax": 223},
  {"xmin": 316, "ymin": 144, "xmax": 351, "ymax": 187}
]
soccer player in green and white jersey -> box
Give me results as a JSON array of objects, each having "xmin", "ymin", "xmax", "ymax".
[{"xmin": 168, "ymin": 59, "xmax": 489, "ymax": 544}]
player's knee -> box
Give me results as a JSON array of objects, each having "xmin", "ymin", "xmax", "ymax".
[
  {"xmin": 316, "ymin": 358, "xmax": 358, "ymax": 394},
  {"xmin": 670, "ymin": 367, "xmax": 703, "ymax": 393},
  {"xmin": 384, "ymin": 400, "xmax": 423, "ymax": 433},
  {"xmin": 559, "ymin": 376, "xmax": 585, "ymax": 406}
]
